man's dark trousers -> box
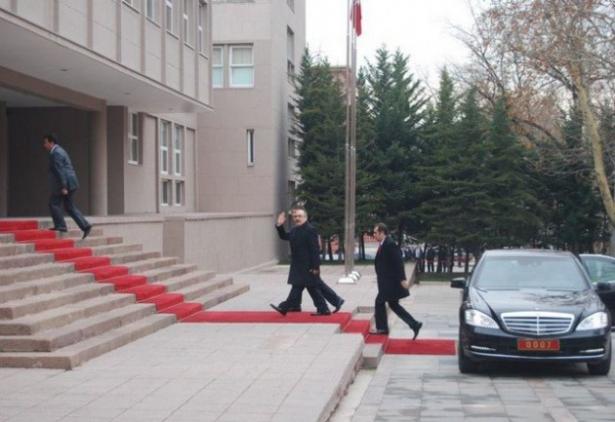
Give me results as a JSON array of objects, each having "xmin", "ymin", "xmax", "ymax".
[
  {"xmin": 374, "ymin": 293, "xmax": 419, "ymax": 331},
  {"xmin": 279, "ymin": 285, "xmax": 329, "ymax": 313},
  {"xmin": 49, "ymin": 190, "xmax": 89, "ymax": 231},
  {"xmin": 286, "ymin": 278, "xmax": 343, "ymax": 309}
]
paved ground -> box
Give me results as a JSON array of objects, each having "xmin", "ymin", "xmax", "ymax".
[{"xmin": 1, "ymin": 264, "xmax": 614, "ymax": 422}]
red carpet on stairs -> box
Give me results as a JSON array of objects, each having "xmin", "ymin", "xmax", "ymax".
[{"xmin": 1, "ymin": 219, "xmax": 204, "ymax": 321}]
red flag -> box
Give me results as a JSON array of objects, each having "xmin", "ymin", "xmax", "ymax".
[{"xmin": 351, "ymin": 0, "xmax": 362, "ymax": 36}]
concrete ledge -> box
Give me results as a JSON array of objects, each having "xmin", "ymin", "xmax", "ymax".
[{"xmin": 362, "ymin": 343, "xmax": 384, "ymax": 369}]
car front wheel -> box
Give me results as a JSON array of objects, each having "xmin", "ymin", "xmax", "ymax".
[
  {"xmin": 458, "ymin": 341, "xmax": 479, "ymax": 374},
  {"xmin": 587, "ymin": 347, "xmax": 611, "ymax": 376}
]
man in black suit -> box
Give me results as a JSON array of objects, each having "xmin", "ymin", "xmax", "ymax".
[
  {"xmin": 270, "ymin": 206, "xmax": 344, "ymax": 316},
  {"xmin": 371, "ymin": 222, "xmax": 422, "ymax": 339},
  {"xmin": 43, "ymin": 134, "xmax": 92, "ymax": 239}
]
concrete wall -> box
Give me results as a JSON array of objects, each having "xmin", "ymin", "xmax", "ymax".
[
  {"xmin": 163, "ymin": 212, "xmax": 277, "ymax": 272},
  {"xmin": 124, "ymin": 113, "xmax": 158, "ymax": 214},
  {"xmin": 7, "ymin": 107, "xmax": 91, "ymax": 217}
]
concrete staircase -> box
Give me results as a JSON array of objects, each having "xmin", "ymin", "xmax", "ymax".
[{"xmin": 0, "ymin": 220, "xmax": 249, "ymax": 369}]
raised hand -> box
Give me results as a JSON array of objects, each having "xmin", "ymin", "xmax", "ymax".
[{"xmin": 276, "ymin": 211, "xmax": 286, "ymax": 226}]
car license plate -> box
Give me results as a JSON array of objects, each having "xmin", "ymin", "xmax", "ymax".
[{"xmin": 517, "ymin": 339, "xmax": 560, "ymax": 351}]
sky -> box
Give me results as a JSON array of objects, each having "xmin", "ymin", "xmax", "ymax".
[{"xmin": 305, "ymin": 0, "xmax": 478, "ymax": 89}]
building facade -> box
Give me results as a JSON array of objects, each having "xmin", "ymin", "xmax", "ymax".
[
  {"xmin": 197, "ymin": 0, "xmax": 304, "ymax": 214},
  {"xmin": 0, "ymin": 0, "xmax": 303, "ymax": 272}
]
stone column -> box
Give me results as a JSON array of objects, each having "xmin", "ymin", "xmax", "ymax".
[
  {"xmin": 89, "ymin": 108, "xmax": 108, "ymax": 216},
  {"xmin": 0, "ymin": 102, "xmax": 7, "ymax": 217}
]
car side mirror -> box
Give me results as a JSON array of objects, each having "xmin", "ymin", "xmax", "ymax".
[
  {"xmin": 596, "ymin": 282, "xmax": 613, "ymax": 292},
  {"xmin": 451, "ymin": 277, "xmax": 466, "ymax": 289}
]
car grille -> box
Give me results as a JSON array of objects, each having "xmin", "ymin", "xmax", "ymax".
[{"xmin": 500, "ymin": 312, "xmax": 574, "ymax": 336}]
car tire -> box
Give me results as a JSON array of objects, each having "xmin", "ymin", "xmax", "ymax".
[
  {"xmin": 587, "ymin": 347, "xmax": 611, "ymax": 376},
  {"xmin": 458, "ymin": 341, "xmax": 479, "ymax": 374}
]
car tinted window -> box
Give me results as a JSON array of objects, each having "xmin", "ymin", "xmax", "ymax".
[
  {"xmin": 473, "ymin": 256, "xmax": 589, "ymax": 291},
  {"xmin": 582, "ymin": 257, "xmax": 615, "ymax": 283}
]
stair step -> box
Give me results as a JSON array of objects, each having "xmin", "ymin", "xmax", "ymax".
[
  {"xmin": 123, "ymin": 257, "xmax": 178, "ymax": 273},
  {"xmin": 85, "ymin": 265, "xmax": 129, "ymax": 281},
  {"xmin": 0, "ymin": 262, "xmax": 74, "ymax": 286},
  {"xmin": 67, "ymin": 256, "xmax": 111, "ymax": 270},
  {"xmin": 0, "ymin": 283, "xmax": 114, "ymax": 320},
  {"xmin": 192, "ymin": 282, "xmax": 250, "ymax": 310},
  {"xmin": 53, "ymin": 248, "xmax": 92, "ymax": 261},
  {"xmin": 91, "ymin": 244, "xmax": 142, "ymax": 256},
  {"xmin": 121, "ymin": 284, "xmax": 167, "ymax": 301},
  {"xmin": 56, "ymin": 227, "xmax": 104, "ymax": 239},
  {"xmin": 0, "ymin": 252, "xmax": 54, "ymax": 270},
  {"xmin": 28, "ymin": 238, "xmax": 75, "ymax": 251},
  {"xmin": 171, "ymin": 276, "xmax": 233, "ymax": 301},
  {"xmin": 0, "ymin": 273, "xmax": 93, "ymax": 304},
  {"xmin": 0, "ymin": 303, "xmax": 156, "ymax": 352},
  {"xmin": 0, "ymin": 234, "xmax": 14, "ymax": 243},
  {"xmin": 0, "ymin": 313, "xmax": 175, "ymax": 369},
  {"xmin": 0, "ymin": 293, "xmax": 135, "ymax": 335},
  {"xmin": 160, "ymin": 302, "xmax": 203, "ymax": 320},
  {"xmin": 142, "ymin": 293, "xmax": 184, "ymax": 311},
  {"xmin": 76, "ymin": 236, "xmax": 123, "ymax": 248},
  {"xmin": 139, "ymin": 264, "xmax": 198, "ymax": 283},
  {"xmin": 0, "ymin": 220, "xmax": 38, "ymax": 231},
  {"xmin": 109, "ymin": 251, "xmax": 160, "ymax": 264},
  {"xmin": 0, "ymin": 243, "xmax": 34, "ymax": 257},
  {"xmin": 153, "ymin": 270, "xmax": 215, "ymax": 291},
  {"xmin": 100, "ymin": 274, "xmax": 148, "ymax": 290},
  {"xmin": 11, "ymin": 230, "xmax": 56, "ymax": 242}
]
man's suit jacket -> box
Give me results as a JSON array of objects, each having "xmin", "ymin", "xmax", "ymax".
[
  {"xmin": 276, "ymin": 222, "xmax": 320, "ymax": 287},
  {"xmin": 48, "ymin": 145, "xmax": 79, "ymax": 194},
  {"xmin": 375, "ymin": 236, "xmax": 409, "ymax": 301}
]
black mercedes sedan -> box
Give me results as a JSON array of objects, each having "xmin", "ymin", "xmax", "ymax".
[
  {"xmin": 452, "ymin": 250, "xmax": 611, "ymax": 375},
  {"xmin": 579, "ymin": 254, "xmax": 615, "ymax": 324}
]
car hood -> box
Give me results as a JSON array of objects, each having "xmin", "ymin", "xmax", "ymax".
[{"xmin": 473, "ymin": 288, "xmax": 603, "ymax": 317}]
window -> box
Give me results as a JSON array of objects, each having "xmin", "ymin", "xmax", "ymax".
[
  {"xmin": 160, "ymin": 120, "xmax": 171, "ymax": 174},
  {"xmin": 287, "ymin": 103, "xmax": 295, "ymax": 133},
  {"xmin": 197, "ymin": 1, "xmax": 208, "ymax": 54},
  {"xmin": 146, "ymin": 0, "xmax": 159, "ymax": 22},
  {"xmin": 287, "ymin": 27, "xmax": 295, "ymax": 79},
  {"xmin": 288, "ymin": 138, "xmax": 296, "ymax": 158},
  {"xmin": 212, "ymin": 46, "xmax": 223, "ymax": 88},
  {"xmin": 182, "ymin": 0, "xmax": 194, "ymax": 45},
  {"xmin": 286, "ymin": 0, "xmax": 294, "ymax": 12},
  {"xmin": 175, "ymin": 181, "xmax": 184, "ymax": 205},
  {"xmin": 128, "ymin": 113, "xmax": 140, "ymax": 164},
  {"xmin": 161, "ymin": 180, "xmax": 171, "ymax": 206},
  {"xmin": 165, "ymin": 0, "xmax": 176, "ymax": 34},
  {"xmin": 247, "ymin": 129, "xmax": 255, "ymax": 166},
  {"xmin": 288, "ymin": 180, "xmax": 296, "ymax": 207},
  {"xmin": 173, "ymin": 124, "xmax": 184, "ymax": 176},
  {"xmin": 230, "ymin": 45, "xmax": 254, "ymax": 88}
]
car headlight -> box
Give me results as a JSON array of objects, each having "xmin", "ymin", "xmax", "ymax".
[
  {"xmin": 464, "ymin": 309, "xmax": 499, "ymax": 329},
  {"xmin": 577, "ymin": 312, "xmax": 609, "ymax": 331}
]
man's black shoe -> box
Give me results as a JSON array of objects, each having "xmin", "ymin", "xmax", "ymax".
[
  {"xmin": 368, "ymin": 329, "xmax": 389, "ymax": 335},
  {"xmin": 333, "ymin": 298, "xmax": 345, "ymax": 314},
  {"xmin": 50, "ymin": 227, "xmax": 67, "ymax": 232},
  {"xmin": 287, "ymin": 306, "xmax": 302, "ymax": 312},
  {"xmin": 310, "ymin": 310, "xmax": 331, "ymax": 316},
  {"xmin": 270, "ymin": 303, "xmax": 287, "ymax": 316},
  {"xmin": 412, "ymin": 321, "xmax": 423, "ymax": 340},
  {"xmin": 82, "ymin": 225, "xmax": 92, "ymax": 240}
]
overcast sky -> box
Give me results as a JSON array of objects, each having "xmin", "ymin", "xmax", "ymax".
[{"xmin": 305, "ymin": 0, "xmax": 478, "ymax": 89}]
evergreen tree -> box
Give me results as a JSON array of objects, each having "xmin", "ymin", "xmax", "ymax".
[{"xmin": 295, "ymin": 50, "xmax": 346, "ymax": 250}]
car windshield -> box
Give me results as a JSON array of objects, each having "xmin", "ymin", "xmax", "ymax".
[
  {"xmin": 581, "ymin": 257, "xmax": 615, "ymax": 284},
  {"xmin": 473, "ymin": 255, "xmax": 589, "ymax": 291}
]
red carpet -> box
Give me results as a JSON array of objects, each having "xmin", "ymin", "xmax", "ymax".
[
  {"xmin": 161, "ymin": 302, "xmax": 204, "ymax": 320},
  {"xmin": 30, "ymin": 238, "xmax": 75, "ymax": 251},
  {"xmin": 385, "ymin": 338, "xmax": 456, "ymax": 355},
  {"xmin": 12, "ymin": 229, "xmax": 56, "ymax": 241},
  {"xmin": 143, "ymin": 293, "xmax": 184, "ymax": 310},
  {"xmin": 184, "ymin": 310, "xmax": 354, "ymax": 325},
  {"xmin": 53, "ymin": 247, "xmax": 92, "ymax": 261},
  {"xmin": 122, "ymin": 284, "xmax": 167, "ymax": 300},
  {"xmin": 102, "ymin": 275, "xmax": 148, "ymax": 290},
  {"xmin": 86, "ymin": 265, "xmax": 129, "ymax": 281},
  {"xmin": 68, "ymin": 256, "xmax": 111, "ymax": 270},
  {"xmin": 0, "ymin": 220, "xmax": 38, "ymax": 231}
]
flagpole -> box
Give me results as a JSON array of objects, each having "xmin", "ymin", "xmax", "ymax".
[{"xmin": 341, "ymin": 0, "xmax": 357, "ymax": 283}]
